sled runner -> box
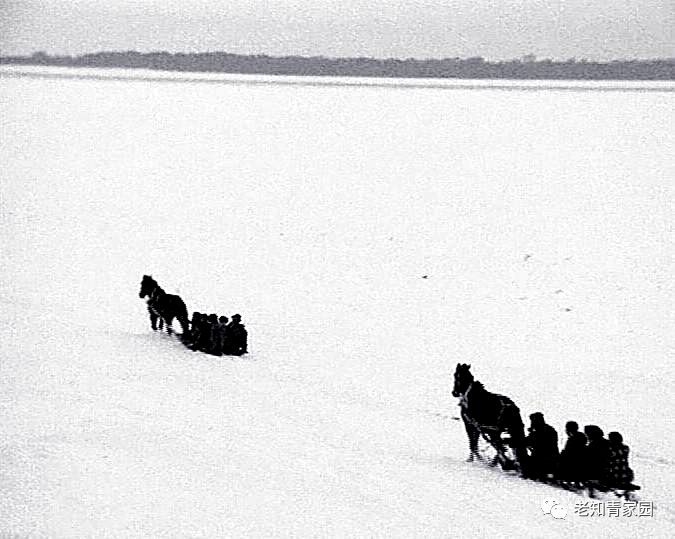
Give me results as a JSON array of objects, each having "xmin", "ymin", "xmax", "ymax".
[{"xmin": 585, "ymin": 481, "xmax": 641, "ymax": 501}]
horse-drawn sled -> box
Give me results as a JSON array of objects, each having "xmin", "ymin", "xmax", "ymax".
[{"xmin": 452, "ymin": 363, "xmax": 640, "ymax": 500}]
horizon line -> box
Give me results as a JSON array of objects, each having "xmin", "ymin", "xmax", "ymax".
[{"xmin": 3, "ymin": 50, "xmax": 675, "ymax": 64}]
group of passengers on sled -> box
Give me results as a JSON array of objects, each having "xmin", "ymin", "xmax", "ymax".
[
  {"xmin": 139, "ymin": 275, "xmax": 247, "ymax": 357},
  {"xmin": 183, "ymin": 311, "xmax": 248, "ymax": 356},
  {"xmin": 452, "ymin": 363, "xmax": 636, "ymax": 498},
  {"xmin": 520, "ymin": 412, "xmax": 635, "ymax": 497}
]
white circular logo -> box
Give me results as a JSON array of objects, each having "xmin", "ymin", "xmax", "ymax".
[{"xmin": 551, "ymin": 503, "xmax": 568, "ymax": 519}]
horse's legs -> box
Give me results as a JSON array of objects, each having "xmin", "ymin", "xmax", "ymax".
[
  {"xmin": 462, "ymin": 413, "xmax": 480, "ymax": 461},
  {"xmin": 148, "ymin": 306, "xmax": 158, "ymax": 330},
  {"xmin": 489, "ymin": 431, "xmax": 520, "ymax": 470},
  {"xmin": 164, "ymin": 315, "xmax": 174, "ymax": 335},
  {"xmin": 175, "ymin": 301, "xmax": 189, "ymax": 339},
  {"xmin": 513, "ymin": 439, "xmax": 528, "ymax": 474},
  {"xmin": 181, "ymin": 314, "xmax": 189, "ymax": 335},
  {"xmin": 178, "ymin": 315, "xmax": 189, "ymax": 338},
  {"xmin": 487, "ymin": 432, "xmax": 505, "ymax": 467},
  {"xmin": 503, "ymin": 406, "xmax": 528, "ymax": 474}
]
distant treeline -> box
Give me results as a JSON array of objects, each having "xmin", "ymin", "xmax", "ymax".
[{"xmin": 2, "ymin": 51, "xmax": 674, "ymax": 80}]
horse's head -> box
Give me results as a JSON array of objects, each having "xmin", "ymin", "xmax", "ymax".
[
  {"xmin": 139, "ymin": 275, "xmax": 157, "ymax": 298},
  {"xmin": 452, "ymin": 363, "xmax": 474, "ymax": 397}
]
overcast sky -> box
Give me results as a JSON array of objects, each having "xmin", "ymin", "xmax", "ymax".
[{"xmin": 1, "ymin": 0, "xmax": 673, "ymax": 60}]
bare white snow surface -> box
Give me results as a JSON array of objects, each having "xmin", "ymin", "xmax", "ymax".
[{"xmin": 0, "ymin": 66, "xmax": 673, "ymax": 538}]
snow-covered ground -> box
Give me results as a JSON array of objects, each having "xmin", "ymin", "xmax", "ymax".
[{"xmin": 1, "ymin": 66, "xmax": 673, "ymax": 537}]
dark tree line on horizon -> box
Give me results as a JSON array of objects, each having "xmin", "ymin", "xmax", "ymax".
[{"xmin": 2, "ymin": 51, "xmax": 674, "ymax": 80}]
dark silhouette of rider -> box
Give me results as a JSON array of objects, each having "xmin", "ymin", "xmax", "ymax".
[
  {"xmin": 524, "ymin": 412, "xmax": 559, "ymax": 481},
  {"xmin": 583, "ymin": 425, "xmax": 610, "ymax": 496},
  {"xmin": 606, "ymin": 431, "xmax": 635, "ymax": 490},
  {"xmin": 556, "ymin": 420, "xmax": 587, "ymax": 487},
  {"xmin": 225, "ymin": 314, "xmax": 248, "ymax": 355}
]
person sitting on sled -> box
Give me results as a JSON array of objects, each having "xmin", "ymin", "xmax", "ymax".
[
  {"xmin": 190, "ymin": 313, "xmax": 211, "ymax": 352},
  {"xmin": 605, "ymin": 431, "xmax": 635, "ymax": 490},
  {"xmin": 524, "ymin": 412, "xmax": 559, "ymax": 481},
  {"xmin": 583, "ymin": 425, "xmax": 610, "ymax": 496},
  {"xmin": 225, "ymin": 314, "xmax": 248, "ymax": 355},
  {"xmin": 205, "ymin": 313, "xmax": 220, "ymax": 355},
  {"xmin": 215, "ymin": 316, "xmax": 229, "ymax": 355},
  {"xmin": 184, "ymin": 311, "xmax": 201, "ymax": 346},
  {"xmin": 556, "ymin": 420, "xmax": 587, "ymax": 488}
]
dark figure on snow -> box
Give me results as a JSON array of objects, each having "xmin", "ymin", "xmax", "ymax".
[
  {"xmin": 188, "ymin": 312, "xmax": 204, "ymax": 350},
  {"xmin": 184, "ymin": 311, "xmax": 201, "ymax": 346},
  {"xmin": 146, "ymin": 286, "xmax": 164, "ymax": 331},
  {"xmin": 606, "ymin": 431, "xmax": 635, "ymax": 490},
  {"xmin": 207, "ymin": 313, "xmax": 221, "ymax": 355},
  {"xmin": 556, "ymin": 420, "xmax": 587, "ymax": 488},
  {"xmin": 524, "ymin": 412, "xmax": 559, "ymax": 481},
  {"xmin": 217, "ymin": 316, "xmax": 229, "ymax": 355},
  {"xmin": 138, "ymin": 275, "xmax": 189, "ymax": 336},
  {"xmin": 451, "ymin": 363, "xmax": 528, "ymax": 470},
  {"xmin": 225, "ymin": 314, "xmax": 248, "ymax": 356},
  {"xmin": 200, "ymin": 314, "xmax": 215, "ymax": 353},
  {"xmin": 584, "ymin": 425, "xmax": 610, "ymax": 496},
  {"xmin": 190, "ymin": 313, "xmax": 211, "ymax": 352}
]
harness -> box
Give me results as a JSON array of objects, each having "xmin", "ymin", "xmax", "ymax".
[
  {"xmin": 456, "ymin": 376, "xmax": 521, "ymax": 469},
  {"xmin": 458, "ymin": 381, "xmax": 473, "ymax": 409},
  {"xmin": 458, "ymin": 381, "xmax": 509, "ymax": 431},
  {"xmin": 147, "ymin": 286, "xmax": 164, "ymax": 315}
]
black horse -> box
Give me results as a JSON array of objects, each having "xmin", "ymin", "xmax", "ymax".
[
  {"xmin": 139, "ymin": 275, "xmax": 189, "ymax": 336},
  {"xmin": 452, "ymin": 363, "xmax": 528, "ymax": 470}
]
